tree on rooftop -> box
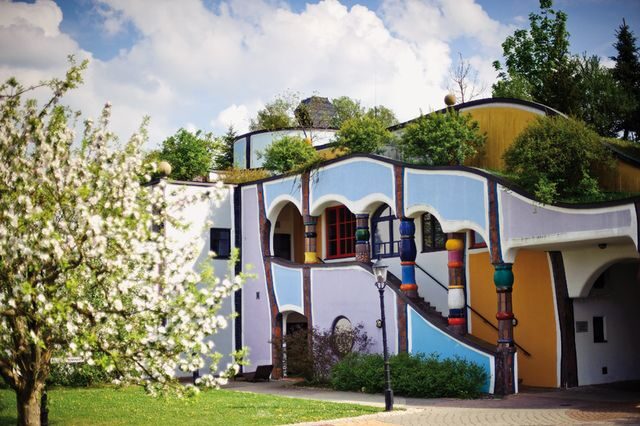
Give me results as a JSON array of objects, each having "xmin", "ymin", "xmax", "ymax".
[
  {"xmin": 158, "ymin": 128, "xmax": 222, "ymax": 181},
  {"xmin": 610, "ymin": 19, "xmax": 640, "ymax": 141},
  {"xmin": 399, "ymin": 108, "xmax": 486, "ymax": 166},
  {"xmin": 261, "ymin": 135, "xmax": 320, "ymax": 174},
  {"xmin": 0, "ymin": 61, "xmax": 245, "ymax": 425},
  {"xmin": 249, "ymin": 92, "xmax": 298, "ymax": 131},
  {"xmin": 492, "ymin": 0, "xmax": 579, "ymax": 114},
  {"xmin": 334, "ymin": 115, "xmax": 395, "ymax": 155}
]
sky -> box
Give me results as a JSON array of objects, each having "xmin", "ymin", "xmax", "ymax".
[{"xmin": 0, "ymin": 0, "xmax": 638, "ymax": 149}]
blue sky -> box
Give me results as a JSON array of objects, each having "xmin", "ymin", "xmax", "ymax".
[{"xmin": 1, "ymin": 0, "xmax": 638, "ymax": 147}]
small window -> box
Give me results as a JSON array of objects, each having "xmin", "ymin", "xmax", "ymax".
[
  {"xmin": 332, "ymin": 316, "xmax": 354, "ymax": 355},
  {"xmin": 593, "ymin": 316, "xmax": 607, "ymax": 343},
  {"xmin": 325, "ymin": 206, "xmax": 356, "ymax": 259},
  {"xmin": 422, "ymin": 212, "xmax": 446, "ymax": 252},
  {"xmin": 469, "ymin": 231, "xmax": 487, "ymax": 249},
  {"xmin": 210, "ymin": 228, "xmax": 231, "ymax": 259}
]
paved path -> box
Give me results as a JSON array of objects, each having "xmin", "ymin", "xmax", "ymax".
[{"xmin": 224, "ymin": 380, "xmax": 640, "ymax": 425}]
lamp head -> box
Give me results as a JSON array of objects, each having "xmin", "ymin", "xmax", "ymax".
[{"xmin": 373, "ymin": 258, "xmax": 388, "ymax": 288}]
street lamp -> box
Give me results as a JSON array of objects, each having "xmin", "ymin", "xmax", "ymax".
[{"xmin": 372, "ymin": 258, "xmax": 394, "ymax": 412}]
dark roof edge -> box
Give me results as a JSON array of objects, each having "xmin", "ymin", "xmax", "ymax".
[
  {"xmin": 234, "ymin": 153, "xmax": 640, "ymax": 209},
  {"xmin": 388, "ymin": 97, "xmax": 565, "ymax": 132},
  {"xmin": 604, "ymin": 142, "xmax": 640, "ymax": 168}
]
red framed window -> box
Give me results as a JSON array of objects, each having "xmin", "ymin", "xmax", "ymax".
[{"xmin": 325, "ymin": 206, "xmax": 356, "ymax": 259}]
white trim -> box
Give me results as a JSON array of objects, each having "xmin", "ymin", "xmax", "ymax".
[
  {"xmin": 514, "ymin": 352, "xmax": 519, "ymax": 394},
  {"xmin": 310, "ymin": 193, "xmax": 395, "ymax": 217},
  {"xmin": 279, "ymin": 304, "xmax": 304, "ymax": 315},
  {"xmin": 547, "ymin": 253, "xmax": 562, "ymax": 388},
  {"xmin": 265, "ymin": 194, "xmax": 303, "ymax": 223},
  {"xmin": 392, "ymin": 292, "xmax": 398, "ymax": 354},
  {"xmin": 465, "ymin": 239, "xmax": 473, "ymax": 334}
]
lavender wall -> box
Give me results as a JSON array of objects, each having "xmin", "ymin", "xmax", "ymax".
[
  {"xmin": 241, "ymin": 185, "xmax": 272, "ymax": 370},
  {"xmin": 311, "ymin": 267, "xmax": 398, "ymax": 354}
]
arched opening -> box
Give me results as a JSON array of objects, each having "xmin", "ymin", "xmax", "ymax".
[
  {"xmin": 371, "ymin": 204, "xmax": 399, "ymax": 258},
  {"xmin": 281, "ymin": 311, "xmax": 309, "ymax": 378},
  {"xmin": 573, "ymin": 260, "xmax": 640, "ymax": 385},
  {"xmin": 272, "ymin": 202, "xmax": 304, "ymax": 263}
]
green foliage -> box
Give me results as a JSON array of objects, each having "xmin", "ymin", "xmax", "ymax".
[
  {"xmin": 365, "ymin": 105, "xmax": 398, "ymax": 128},
  {"xmin": 400, "ymin": 109, "xmax": 486, "ymax": 166},
  {"xmin": 331, "ymin": 353, "xmax": 487, "ymax": 398},
  {"xmin": 331, "ymin": 96, "xmax": 365, "ymax": 127},
  {"xmin": 47, "ymin": 362, "xmax": 113, "ymax": 387},
  {"xmin": 493, "ymin": 0, "xmax": 579, "ymax": 113},
  {"xmin": 610, "ymin": 19, "xmax": 640, "ymax": 140},
  {"xmin": 261, "ymin": 135, "xmax": 320, "ymax": 174},
  {"xmin": 219, "ymin": 167, "xmax": 271, "ymax": 184},
  {"xmin": 158, "ymin": 128, "xmax": 218, "ymax": 180},
  {"xmin": 334, "ymin": 115, "xmax": 395, "ymax": 154},
  {"xmin": 250, "ymin": 93, "xmax": 298, "ymax": 131},
  {"xmin": 574, "ymin": 55, "xmax": 632, "ymax": 137},
  {"xmin": 216, "ymin": 126, "xmax": 237, "ymax": 170},
  {"xmin": 503, "ymin": 116, "xmax": 612, "ymax": 203}
]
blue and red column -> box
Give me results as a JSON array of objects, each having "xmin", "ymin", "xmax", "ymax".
[{"xmin": 399, "ymin": 218, "xmax": 418, "ymax": 297}]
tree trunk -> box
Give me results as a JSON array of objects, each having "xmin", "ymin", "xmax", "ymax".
[{"xmin": 16, "ymin": 386, "xmax": 41, "ymax": 426}]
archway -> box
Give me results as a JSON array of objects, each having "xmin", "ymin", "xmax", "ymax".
[
  {"xmin": 281, "ymin": 311, "xmax": 309, "ymax": 377},
  {"xmin": 573, "ymin": 260, "xmax": 640, "ymax": 385},
  {"xmin": 272, "ymin": 202, "xmax": 304, "ymax": 263}
]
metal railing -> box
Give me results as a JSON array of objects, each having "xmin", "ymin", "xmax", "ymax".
[{"xmin": 414, "ymin": 262, "xmax": 532, "ymax": 357}]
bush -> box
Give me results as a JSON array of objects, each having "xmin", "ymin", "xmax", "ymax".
[
  {"xmin": 261, "ymin": 135, "xmax": 320, "ymax": 174},
  {"xmin": 334, "ymin": 115, "xmax": 395, "ymax": 154},
  {"xmin": 503, "ymin": 115, "xmax": 612, "ymax": 203},
  {"xmin": 400, "ymin": 108, "xmax": 486, "ymax": 166},
  {"xmin": 331, "ymin": 352, "xmax": 487, "ymax": 398},
  {"xmin": 47, "ymin": 362, "xmax": 113, "ymax": 387},
  {"xmin": 274, "ymin": 324, "xmax": 373, "ymax": 384}
]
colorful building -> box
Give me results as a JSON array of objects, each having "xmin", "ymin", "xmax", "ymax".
[{"xmin": 167, "ymin": 98, "xmax": 640, "ymax": 394}]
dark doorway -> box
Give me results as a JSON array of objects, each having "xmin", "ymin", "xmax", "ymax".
[{"xmin": 274, "ymin": 233, "xmax": 292, "ymax": 260}]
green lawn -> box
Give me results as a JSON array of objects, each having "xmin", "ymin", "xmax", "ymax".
[{"xmin": 0, "ymin": 386, "xmax": 380, "ymax": 425}]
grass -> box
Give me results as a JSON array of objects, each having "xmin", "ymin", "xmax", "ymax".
[{"xmin": 0, "ymin": 386, "xmax": 380, "ymax": 426}]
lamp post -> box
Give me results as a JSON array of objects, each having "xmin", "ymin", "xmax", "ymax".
[{"xmin": 373, "ymin": 258, "xmax": 394, "ymax": 412}]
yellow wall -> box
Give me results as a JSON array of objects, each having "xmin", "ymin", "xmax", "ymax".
[
  {"xmin": 597, "ymin": 158, "xmax": 640, "ymax": 193},
  {"xmin": 464, "ymin": 107, "xmax": 542, "ymax": 171},
  {"xmin": 468, "ymin": 249, "xmax": 558, "ymax": 388}
]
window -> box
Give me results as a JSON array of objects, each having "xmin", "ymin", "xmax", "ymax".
[
  {"xmin": 422, "ymin": 212, "xmax": 446, "ymax": 252},
  {"xmin": 326, "ymin": 206, "xmax": 356, "ymax": 259},
  {"xmin": 469, "ymin": 231, "xmax": 487, "ymax": 249},
  {"xmin": 332, "ymin": 316, "xmax": 354, "ymax": 355},
  {"xmin": 210, "ymin": 228, "xmax": 231, "ymax": 259},
  {"xmin": 593, "ymin": 316, "xmax": 607, "ymax": 343},
  {"xmin": 372, "ymin": 205, "xmax": 399, "ymax": 258}
]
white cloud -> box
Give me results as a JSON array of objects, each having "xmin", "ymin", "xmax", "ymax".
[{"xmin": 0, "ymin": 0, "xmax": 509, "ymax": 148}]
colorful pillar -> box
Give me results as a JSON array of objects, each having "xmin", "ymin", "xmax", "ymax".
[
  {"xmin": 446, "ymin": 233, "xmax": 466, "ymax": 335},
  {"xmin": 304, "ymin": 215, "xmax": 319, "ymax": 264},
  {"xmin": 494, "ymin": 262, "xmax": 516, "ymax": 395},
  {"xmin": 399, "ymin": 218, "xmax": 418, "ymax": 297},
  {"xmin": 355, "ymin": 214, "xmax": 371, "ymax": 263}
]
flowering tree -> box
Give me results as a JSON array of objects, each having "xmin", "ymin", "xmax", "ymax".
[{"xmin": 0, "ymin": 60, "xmax": 245, "ymax": 425}]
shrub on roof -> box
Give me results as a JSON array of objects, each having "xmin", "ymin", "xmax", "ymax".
[
  {"xmin": 399, "ymin": 108, "xmax": 486, "ymax": 166},
  {"xmin": 261, "ymin": 135, "xmax": 320, "ymax": 174},
  {"xmin": 503, "ymin": 115, "xmax": 613, "ymax": 203}
]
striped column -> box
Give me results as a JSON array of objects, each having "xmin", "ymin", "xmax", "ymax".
[
  {"xmin": 355, "ymin": 214, "xmax": 371, "ymax": 263},
  {"xmin": 446, "ymin": 233, "xmax": 466, "ymax": 335},
  {"xmin": 304, "ymin": 215, "xmax": 319, "ymax": 264},
  {"xmin": 399, "ymin": 218, "xmax": 418, "ymax": 297},
  {"xmin": 494, "ymin": 262, "xmax": 516, "ymax": 395}
]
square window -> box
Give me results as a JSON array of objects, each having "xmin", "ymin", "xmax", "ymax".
[{"xmin": 210, "ymin": 228, "xmax": 231, "ymax": 259}]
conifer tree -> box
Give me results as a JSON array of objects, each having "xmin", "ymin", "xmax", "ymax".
[{"xmin": 610, "ymin": 19, "xmax": 640, "ymax": 140}]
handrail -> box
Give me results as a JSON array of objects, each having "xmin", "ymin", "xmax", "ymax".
[{"xmin": 414, "ymin": 262, "xmax": 532, "ymax": 357}]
